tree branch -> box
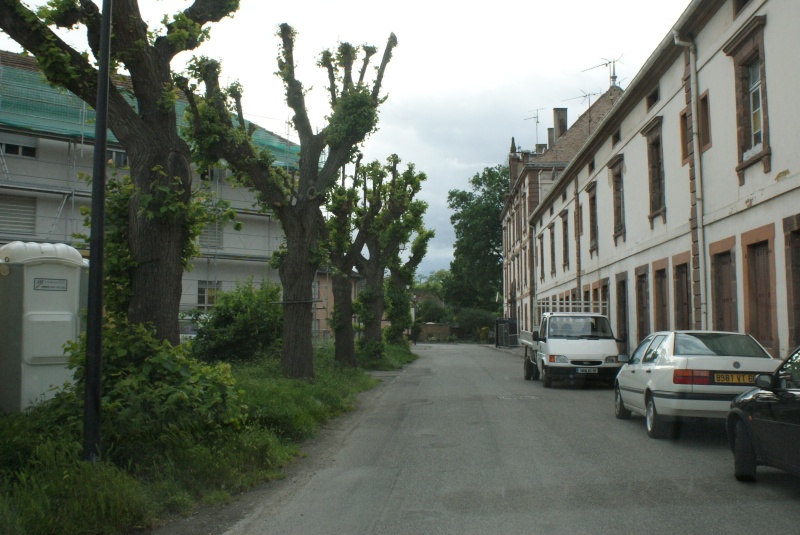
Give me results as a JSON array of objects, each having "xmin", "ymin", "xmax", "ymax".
[
  {"xmin": 277, "ymin": 23, "xmax": 314, "ymax": 144},
  {"xmin": 371, "ymin": 33, "xmax": 397, "ymax": 103}
]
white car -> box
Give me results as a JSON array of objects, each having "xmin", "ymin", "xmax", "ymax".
[{"xmin": 614, "ymin": 331, "xmax": 780, "ymax": 438}]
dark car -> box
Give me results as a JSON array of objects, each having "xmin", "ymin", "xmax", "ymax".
[{"xmin": 726, "ymin": 345, "xmax": 800, "ymax": 482}]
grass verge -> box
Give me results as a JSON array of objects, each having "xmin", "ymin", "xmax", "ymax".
[{"xmin": 0, "ymin": 344, "xmax": 416, "ymax": 534}]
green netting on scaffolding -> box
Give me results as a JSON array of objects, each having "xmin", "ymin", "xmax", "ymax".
[{"xmin": 0, "ymin": 57, "xmax": 300, "ymax": 169}]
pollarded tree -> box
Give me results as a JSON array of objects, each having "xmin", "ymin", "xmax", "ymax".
[
  {"xmin": 178, "ymin": 25, "xmax": 397, "ymax": 378},
  {"xmin": 355, "ymin": 155, "xmax": 428, "ymax": 357},
  {"xmin": 0, "ymin": 0, "xmax": 242, "ymax": 343},
  {"xmin": 446, "ymin": 164, "xmax": 507, "ymax": 311},
  {"xmin": 324, "ymin": 155, "xmax": 381, "ymax": 367},
  {"xmin": 385, "ymin": 227, "xmax": 434, "ymax": 345}
]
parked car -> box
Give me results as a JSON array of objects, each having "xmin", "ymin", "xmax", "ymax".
[
  {"xmin": 614, "ymin": 331, "xmax": 779, "ymax": 438},
  {"xmin": 726, "ymin": 345, "xmax": 800, "ymax": 482}
]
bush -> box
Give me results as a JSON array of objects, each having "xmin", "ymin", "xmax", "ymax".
[
  {"xmin": 455, "ymin": 308, "xmax": 496, "ymax": 341},
  {"xmin": 59, "ymin": 319, "xmax": 248, "ymax": 464},
  {"xmin": 416, "ymin": 299, "xmax": 450, "ymax": 323},
  {"xmin": 190, "ymin": 279, "xmax": 283, "ymax": 362}
]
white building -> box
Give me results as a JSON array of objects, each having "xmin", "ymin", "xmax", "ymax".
[
  {"xmin": 0, "ymin": 51, "xmax": 299, "ymax": 313},
  {"xmin": 511, "ymin": 0, "xmax": 800, "ymax": 357}
]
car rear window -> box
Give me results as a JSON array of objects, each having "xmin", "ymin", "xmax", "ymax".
[{"xmin": 673, "ymin": 333, "xmax": 771, "ymax": 358}]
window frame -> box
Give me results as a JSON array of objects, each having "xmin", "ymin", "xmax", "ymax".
[
  {"xmin": 640, "ymin": 116, "xmax": 666, "ymax": 228},
  {"xmin": 723, "ymin": 15, "xmax": 770, "ymax": 184},
  {"xmin": 608, "ymin": 154, "xmax": 625, "ymax": 244},
  {"xmin": 587, "ymin": 181, "xmax": 598, "ymax": 257}
]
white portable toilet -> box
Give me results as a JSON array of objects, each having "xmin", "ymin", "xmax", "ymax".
[{"xmin": 0, "ymin": 241, "xmax": 88, "ymax": 412}]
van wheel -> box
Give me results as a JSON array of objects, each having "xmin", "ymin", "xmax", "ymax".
[
  {"xmin": 523, "ymin": 352, "xmax": 533, "ymax": 381},
  {"xmin": 542, "ymin": 365, "xmax": 552, "ymax": 388},
  {"xmin": 734, "ymin": 420, "xmax": 757, "ymax": 482}
]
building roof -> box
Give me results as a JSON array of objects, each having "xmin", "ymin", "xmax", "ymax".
[
  {"xmin": 0, "ymin": 50, "xmax": 300, "ymax": 168},
  {"xmin": 533, "ymin": 85, "xmax": 623, "ymax": 165}
]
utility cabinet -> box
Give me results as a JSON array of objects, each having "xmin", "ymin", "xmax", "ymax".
[{"xmin": 0, "ymin": 241, "xmax": 88, "ymax": 412}]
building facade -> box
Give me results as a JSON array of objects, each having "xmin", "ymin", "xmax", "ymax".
[
  {"xmin": 503, "ymin": 87, "xmax": 621, "ymax": 332},
  {"xmin": 0, "ymin": 51, "xmax": 298, "ymax": 314},
  {"xmin": 512, "ymin": 0, "xmax": 800, "ymax": 357}
]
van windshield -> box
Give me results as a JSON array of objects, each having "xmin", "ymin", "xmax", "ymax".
[{"xmin": 548, "ymin": 316, "xmax": 614, "ymax": 339}]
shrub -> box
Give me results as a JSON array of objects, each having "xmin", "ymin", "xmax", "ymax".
[
  {"xmin": 455, "ymin": 308, "xmax": 496, "ymax": 341},
  {"xmin": 60, "ymin": 319, "xmax": 247, "ymax": 464},
  {"xmin": 190, "ymin": 279, "xmax": 283, "ymax": 363}
]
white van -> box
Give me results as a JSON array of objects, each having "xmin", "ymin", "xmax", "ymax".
[{"xmin": 522, "ymin": 311, "xmax": 624, "ymax": 388}]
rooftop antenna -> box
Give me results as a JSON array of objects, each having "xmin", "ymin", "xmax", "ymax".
[
  {"xmin": 563, "ymin": 89, "xmax": 602, "ymax": 108},
  {"xmin": 524, "ymin": 107, "xmax": 544, "ymax": 146},
  {"xmin": 582, "ymin": 55, "xmax": 624, "ymax": 88}
]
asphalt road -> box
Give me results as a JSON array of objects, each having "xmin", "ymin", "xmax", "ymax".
[{"xmin": 157, "ymin": 343, "xmax": 800, "ymax": 534}]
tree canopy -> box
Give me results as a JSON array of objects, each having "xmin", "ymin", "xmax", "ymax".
[{"xmin": 445, "ymin": 164, "xmax": 507, "ymax": 312}]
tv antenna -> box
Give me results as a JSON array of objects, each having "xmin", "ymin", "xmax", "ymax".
[
  {"xmin": 524, "ymin": 107, "xmax": 544, "ymax": 146},
  {"xmin": 583, "ymin": 55, "xmax": 624, "ymax": 87},
  {"xmin": 563, "ymin": 90, "xmax": 602, "ymax": 108}
]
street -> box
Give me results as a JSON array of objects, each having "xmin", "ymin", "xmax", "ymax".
[{"xmin": 170, "ymin": 343, "xmax": 800, "ymax": 534}]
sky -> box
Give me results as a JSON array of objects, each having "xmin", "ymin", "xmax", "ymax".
[{"xmin": 1, "ymin": 0, "xmax": 693, "ymax": 278}]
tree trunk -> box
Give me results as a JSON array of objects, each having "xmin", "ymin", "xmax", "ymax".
[
  {"xmin": 125, "ymin": 146, "xmax": 192, "ymax": 345},
  {"xmin": 360, "ymin": 254, "xmax": 385, "ymax": 347},
  {"xmin": 332, "ymin": 272, "xmax": 356, "ymax": 367},
  {"xmin": 277, "ymin": 203, "xmax": 321, "ymax": 379}
]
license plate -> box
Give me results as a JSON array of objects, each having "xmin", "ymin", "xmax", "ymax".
[
  {"xmin": 576, "ymin": 368, "xmax": 598, "ymax": 374},
  {"xmin": 713, "ymin": 373, "xmax": 755, "ymax": 384}
]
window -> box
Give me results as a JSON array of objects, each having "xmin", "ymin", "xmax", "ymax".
[
  {"xmin": 106, "ymin": 149, "xmax": 128, "ymax": 168},
  {"xmin": 587, "ymin": 182, "xmax": 598, "ymax": 256},
  {"xmin": 635, "ymin": 265, "xmax": 650, "ymax": 342},
  {"xmin": 786, "ymin": 218, "xmax": 800, "ymax": 349},
  {"xmin": 616, "ymin": 272, "xmax": 629, "ymax": 351},
  {"xmin": 538, "ymin": 234, "xmax": 545, "ymax": 281},
  {"xmin": 199, "ymin": 221, "xmax": 223, "ymax": 249},
  {"xmin": 680, "ymin": 92, "xmax": 712, "ymax": 164},
  {"xmin": 646, "ymin": 86, "xmax": 660, "ymax": 111},
  {"xmin": 549, "ymin": 223, "xmax": 556, "ymax": 276},
  {"xmin": 654, "ymin": 266, "xmax": 668, "ymax": 331},
  {"xmin": 609, "ymin": 155, "xmax": 625, "ymax": 244},
  {"xmin": 3, "ymin": 143, "xmax": 37, "ymax": 158},
  {"xmin": 0, "ymin": 134, "xmax": 38, "ymax": 159},
  {"xmin": 747, "ymin": 241, "xmax": 772, "ymax": 348},
  {"xmin": 641, "ymin": 116, "xmax": 666, "ymax": 227},
  {"xmin": 723, "ymin": 16, "xmax": 770, "ymax": 183},
  {"xmin": 577, "ymin": 203, "xmax": 583, "ymax": 236},
  {"xmin": 733, "ymin": 0, "xmax": 752, "ymax": 17},
  {"xmin": 561, "ymin": 210, "xmax": 569, "ymax": 270},
  {"xmin": 674, "ymin": 261, "xmax": 692, "ymax": 330},
  {"xmin": 198, "ymin": 280, "xmax": 222, "ymax": 309},
  {"xmin": 611, "ymin": 129, "xmax": 621, "ymax": 146},
  {"xmin": 588, "ymin": 159, "xmax": 595, "ymax": 174},
  {"xmin": 712, "ymin": 249, "xmax": 737, "ymax": 332},
  {"xmin": 742, "ymin": 224, "xmax": 776, "ymax": 355},
  {"xmin": 698, "ymin": 92, "xmax": 712, "ymax": 151},
  {"xmin": 0, "ymin": 195, "xmax": 36, "ymax": 235}
]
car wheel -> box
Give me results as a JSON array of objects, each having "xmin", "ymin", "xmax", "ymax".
[
  {"xmin": 645, "ymin": 396, "xmax": 672, "ymax": 439},
  {"xmin": 614, "ymin": 384, "xmax": 631, "ymax": 420},
  {"xmin": 524, "ymin": 351, "xmax": 533, "ymax": 381},
  {"xmin": 542, "ymin": 365, "xmax": 552, "ymax": 388},
  {"xmin": 734, "ymin": 420, "xmax": 757, "ymax": 482}
]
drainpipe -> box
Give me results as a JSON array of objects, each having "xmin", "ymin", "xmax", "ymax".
[{"xmin": 673, "ymin": 31, "xmax": 708, "ymax": 329}]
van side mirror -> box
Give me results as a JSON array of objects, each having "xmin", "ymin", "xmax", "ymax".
[{"xmin": 532, "ymin": 332, "xmax": 541, "ymax": 342}]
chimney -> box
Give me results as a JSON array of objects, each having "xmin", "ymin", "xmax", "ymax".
[
  {"xmin": 547, "ymin": 128, "xmax": 554, "ymax": 148},
  {"xmin": 554, "ymin": 108, "xmax": 568, "ymax": 140},
  {"xmin": 535, "ymin": 144, "xmax": 547, "ymax": 155}
]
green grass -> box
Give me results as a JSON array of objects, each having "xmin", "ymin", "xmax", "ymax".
[{"xmin": 0, "ymin": 344, "xmax": 415, "ymax": 534}]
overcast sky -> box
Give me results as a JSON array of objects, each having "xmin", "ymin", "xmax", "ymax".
[{"xmin": 2, "ymin": 0, "xmax": 692, "ymax": 277}]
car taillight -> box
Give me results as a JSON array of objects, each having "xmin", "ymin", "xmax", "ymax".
[{"xmin": 673, "ymin": 369, "xmax": 710, "ymax": 385}]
